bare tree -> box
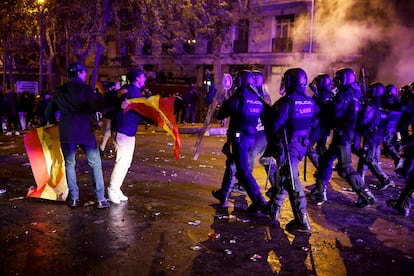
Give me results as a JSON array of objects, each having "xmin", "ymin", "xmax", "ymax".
[{"xmin": 0, "ymin": 0, "xmax": 37, "ymax": 92}]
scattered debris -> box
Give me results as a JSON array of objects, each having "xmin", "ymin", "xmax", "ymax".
[
  {"xmin": 249, "ymin": 254, "xmax": 262, "ymax": 262},
  {"xmin": 208, "ymin": 231, "xmax": 220, "ymax": 239},
  {"xmin": 9, "ymin": 196, "xmax": 24, "ymax": 201},
  {"xmin": 188, "ymin": 220, "xmax": 201, "ymax": 226},
  {"xmin": 224, "ymin": 249, "xmax": 232, "ymax": 255}
]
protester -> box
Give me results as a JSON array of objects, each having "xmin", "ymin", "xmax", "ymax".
[
  {"xmin": 174, "ymin": 92, "xmax": 185, "ymax": 124},
  {"xmin": 108, "ymin": 68, "xmax": 146, "ymax": 204},
  {"xmin": 4, "ymin": 89, "xmax": 20, "ymax": 136},
  {"xmin": 184, "ymin": 84, "xmax": 199, "ymax": 125},
  {"xmin": 45, "ymin": 62, "xmax": 110, "ymax": 209}
]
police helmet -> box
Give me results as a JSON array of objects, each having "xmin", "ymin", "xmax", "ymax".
[
  {"xmin": 385, "ymin": 84, "xmax": 398, "ymax": 98},
  {"xmin": 235, "ymin": 70, "xmax": 255, "ymax": 88},
  {"xmin": 368, "ymin": 82, "xmax": 385, "ymax": 98},
  {"xmin": 333, "ymin": 68, "xmax": 356, "ymax": 87},
  {"xmin": 315, "ymin": 73, "xmax": 332, "ymax": 90},
  {"xmin": 282, "ymin": 68, "xmax": 308, "ymax": 94}
]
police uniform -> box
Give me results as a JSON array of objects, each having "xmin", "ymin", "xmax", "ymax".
[
  {"xmin": 307, "ymin": 74, "xmax": 334, "ymax": 169},
  {"xmin": 381, "ymin": 86, "xmax": 403, "ymax": 169},
  {"xmin": 213, "ymin": 71, "xmax": 267, "ymax": 211},
  {"xmin": 310, "ymin": 68, "xmax": 376, "ymax": 208},
  {"xmin": 266, "ymin": 68, "xmax": 314, "ymax": 232},
  {"xmin": 356, "ymin": 83, "xmax": 394, "ymax": 190}
]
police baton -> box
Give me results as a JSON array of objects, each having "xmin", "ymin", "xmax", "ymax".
[
  {"xmin": 283, "ymin": 128, "xmax": 295, "ymax": 192},
  {"xmin": 304, "ymin": 154, "xmax": 307, "ymax": 182}
]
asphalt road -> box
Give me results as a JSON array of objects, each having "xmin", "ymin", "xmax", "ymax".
[{"xmin": 0, "ymin": 125, "xmax": 413, "ymax": 275}]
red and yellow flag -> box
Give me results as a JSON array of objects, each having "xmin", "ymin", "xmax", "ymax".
[
  {"xmin": 24, "ymin": 125, "xmax": 68, "ymax": 201},
  {"xmin": 126, "ymin": 95, "xmax": 181, "ymax": 160},
  {"xmin": 95, "ymin": 80, "xmax": 105, "ymax": 94}
]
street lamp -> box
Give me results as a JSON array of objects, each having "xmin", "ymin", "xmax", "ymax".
[{"xmin": 38, "ymin": 0, "xmax": 45, "ymax": 93}]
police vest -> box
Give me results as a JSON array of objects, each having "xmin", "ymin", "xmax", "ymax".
[
  {"xmin": 236, "ymin": 87, "xmax": 263, "ymax": 135},
  {"xmin": 386, "ymin": 110, "xmax": 402, "ymax": 132},
  {"xmin": 377, "ymin": 107, "xmax": 388, "ymax": 137},
  {"xmin": 287, "ymin": 93, "xmax": 314, "ymax": 138}
]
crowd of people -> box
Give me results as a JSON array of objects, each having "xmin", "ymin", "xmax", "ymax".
[
  {"xmin": 0, "ymin": 89, "xmax": 52, "ymax": 135},
  {"xmin": 211, "ymin": 67, "xmax": 414, "ymax": 233},
  {"xmin": 1, "ymin": 64, "xmax": 413, "ymax": 221},
  {"xmin": 173, "ymin": 82, "xmax": 218, "ymax": 125}
]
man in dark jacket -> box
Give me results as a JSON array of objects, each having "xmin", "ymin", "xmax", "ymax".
[
  {"xmin": 107, "ymin": 68, "xmax": 146, "ymax": 204},
  {"xmin": 45, "ymin": 62, "xmax": 110, "ymax": 209}
]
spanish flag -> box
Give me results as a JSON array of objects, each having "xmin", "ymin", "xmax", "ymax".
[
  {"xmin": 126, "ymin": 95, "xmax": 181, "ymax": 160},
  {"xmin": 95, "ymin": 80, "xmax": 105, "ymax": 94},
  {"xmin": 24, "ymin": 125, "xmax": 68, "ymax": 201}
]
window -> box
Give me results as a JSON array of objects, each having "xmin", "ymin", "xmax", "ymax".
[
  {"xmin": 233, "ymin": 19, "xmax": 249, "ymax": 53},
  {"xmin": 142, "ymin": 39, "xmax": 152, "ymax": 55},
  {"xmin": 272, "ymin": 15, "xmax": 294, "ymax": 52}
]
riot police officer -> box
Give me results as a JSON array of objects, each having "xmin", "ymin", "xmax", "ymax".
[
  {"xmin": 387, "ymin": 169, "xmax": 414, "ymax": 217},
  {"xmin": 307, "ymin": 73, "xmax": 335, "ymax": 169},
  {"xmin": 395, "ymin": 83, "xmax": 414, "ymax": 178},
  {"xmin": 356, "ymin": 82, "xmax": 394, "ymax": 190},
  {"xmin": 265, "ymin": 68, "xmax": 315, "ymax": 232},
  {"xmin": 381, "ymin": 84, "xmax": 403, "ymax": 169},
  {"xmin": 309, "ymin": 68, "xmax": 376, "ymax": 208},
  {"xmin": 388, "ymin": 84, "xmax": 414, "ymax": 215},
  {"xmin": 212, "ymin": 70, "xmax": 267, "ymax": 212}
]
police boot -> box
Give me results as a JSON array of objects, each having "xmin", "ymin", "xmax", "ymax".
[
  {"xmin": 386, "ymin": 200, "xmax": 410, "ymax": 217},
  {"xmin": 286, "ymin": 211, "xmax": 311, "ymax": 233},
  {"xmin": 376, "ymin": 178, "xmax": 395, "ymax": 191},
  {"xmin": 286, "ymin": 192, "xmax": 311, "ymax": 233},
  {"xmin": 386, "ymin": 184, "xmax": 413, "ymax": 216},
  {"xmin": 355, "ymin": 187, "xmax": 377, "ymax": 208},
  {"xmin": 212, "ymin": 189, "xmax": 229, "ymax": 209},
  {"xmin": 308, "ymin": 179, "xmax": 327, "ymax": 205},
  {"xmin": 267, "ymin": 190, "xmax": 287, "ymax": 222}
]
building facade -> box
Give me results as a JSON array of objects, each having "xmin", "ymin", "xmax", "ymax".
[{"xmin": 98, "ymin": 0, "xmax": 366, "ymax": 102}]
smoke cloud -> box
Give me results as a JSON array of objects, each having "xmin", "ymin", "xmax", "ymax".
[{"xmin": 294, "ymin": 0, "xmax": 414, "ymax": 87}]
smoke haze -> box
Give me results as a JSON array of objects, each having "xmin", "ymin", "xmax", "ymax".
[{"xmin": 295, "ymin": 0, "xmax": 414, "ymax": 87}]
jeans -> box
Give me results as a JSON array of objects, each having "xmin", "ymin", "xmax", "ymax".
[
  {"xmin": 60, "ymin": 143, "xmax": 105, "ymax": 202},
  {"xmin": 109, "ymin": 132, "xmax": 135, "ymax": 191}
]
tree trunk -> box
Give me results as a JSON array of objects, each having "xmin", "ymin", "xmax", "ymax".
[
  {"xmin": 47, "ymin": 58, "xmax": 54, "ymax": 91},
  {"xmin": 90, "ymin": 0, "xmax": 109, "ymax": 91},
  {"xmin": 91, "ymin": 43, "xmax": 103, "ymax": 90}
]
